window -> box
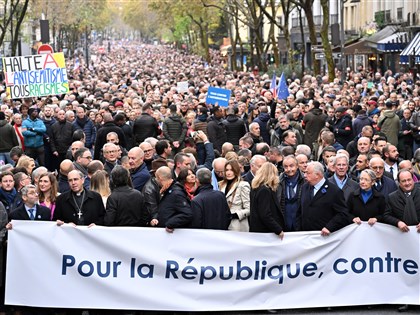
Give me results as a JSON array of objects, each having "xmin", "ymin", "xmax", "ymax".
[{"xmin": 397, "ymin": 8, "xmax": 403, "ymax": 21}]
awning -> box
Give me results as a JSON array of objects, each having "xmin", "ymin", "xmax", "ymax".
[
  {"xmin": 364, "ymin": 25, "xmax": 399, "ymax": 49},
  {"xmin": 377, "ymin": 32, "xmax": 408, "ymax": 52},
  {"xmin": 344, "ymin": 39, "xmax": 371, "ymax": 55},
  {"xmin": 400, "ymin": 32, "xmax": 420, "ymax": 64}
]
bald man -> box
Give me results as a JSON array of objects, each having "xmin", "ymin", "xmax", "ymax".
[
  {"xmin": 58, "ymin": 159, "xmax": 74, "ymax": 193},
  {"xmin": 155, "ymin": 166, "xmax": 192, "ymax": 232},
  {"xmin": 128, "ymin": 147, "xmax": 150, "ymax": 192}
]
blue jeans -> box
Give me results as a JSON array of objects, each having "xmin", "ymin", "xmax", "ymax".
[{"xmin": 0, "ymin": 152, "xmax": 14, "ymax": 165}]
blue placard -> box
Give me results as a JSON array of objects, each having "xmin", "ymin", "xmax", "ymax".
[{"xmin": 206, "ymin": 86, "xmax": 231, "ymax": 107}]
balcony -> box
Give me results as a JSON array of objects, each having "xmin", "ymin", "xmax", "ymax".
[{"xmin": 292, "ymin": 14, "xmax": 339, "ymax": 28}]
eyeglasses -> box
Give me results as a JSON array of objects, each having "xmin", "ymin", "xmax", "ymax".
[
  {"xmin": 143, "ymin": 149, "xmax": 153, "ymax": 153},
  {"xmin": 215, "ymin": 170, "xmax": 225, "ymax": 175},
  {"xmin": 104, "ymin": 150, "xmax": 117, "ymax": 154},
  {"xmin": 82, "ymin": 156, "xmax": 93, "ymax": 160}
]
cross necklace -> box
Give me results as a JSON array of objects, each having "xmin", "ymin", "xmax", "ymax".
[{"xmin": 72, "ymin": 190, "xmax": 86, "ymax": 219}]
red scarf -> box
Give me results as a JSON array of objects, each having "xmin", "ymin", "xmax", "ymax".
[
  {"xmin": 14, "ymin": 124, "xmax": 25, "ymax": 150},
  {"xmin": 184, "ymin": 183, "xmax": 195, "ymax": 200}
]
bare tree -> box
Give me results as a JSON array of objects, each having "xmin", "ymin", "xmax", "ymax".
[
  {"xmin": 290, "ymin": 0, "xmax": 319, "ymax": 75},
  {"xmin": 0, "ymin": 0, "xmax": 29, "ymax": 53},
  {"xmin": 320, "ymin": 0, "xmax": 334, "ymax": 80}
]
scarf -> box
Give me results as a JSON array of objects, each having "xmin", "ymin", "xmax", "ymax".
[
  {"xmin": 13, "ymin": 123, "xmax": 25, "ymax": 150},
  {"xmin": 396, "ymin": 188, "xmax": 419, "ymax": 225},
  {"xmin": 285, "ymin": 173, "xmax": 299, "ymax": 200},
  {"xmin": 0, "ymin": 188, "xmax": 17, "ymax": 206},
  {"xmin": 76, "ymin": 116, "xmax": 88, "ymax": 129},
  {"xmin": 197, "ymin": 114, "xmax": 208, "ymax": 122},
  {"xmin": 184, "ymin": 183, "xmax": 195, "ymax": 200},
  {"xmin": 361, "ymin": 189, "xmax": 373, "ymax": 204}
]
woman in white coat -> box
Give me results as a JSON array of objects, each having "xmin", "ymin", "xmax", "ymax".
[{"xmin": 219, "ymin": 159, "xmax": 250, "ymax": 232}]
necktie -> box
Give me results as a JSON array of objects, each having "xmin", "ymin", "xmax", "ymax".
[
  {"xmin": 375, "ymin": 181, "xmax": 382, "ymax": 190},
  {"xmin": 309, "ymin": 186, "xmax": 315, "ymax": 201},
  {"xmin": 28, "ymin": 209, "xmax": 35, "ymax": 220},
  {"xmin": 390, "ymin": 166, "xmax": 394, "ymax": 177}
]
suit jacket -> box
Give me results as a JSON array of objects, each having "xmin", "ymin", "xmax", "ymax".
[
  {"xmin": 9, "ymin": 203, "xmax": 51, "ymax": 221},
  {"xmin": 383, "ymin": 187, "xmax": 420, "ymax": 227},
  {"xmin": 374, "ymin": 175, "xmax": 398, "ymax": 201},
  {"xmin": 242, "ymin": 171, "xmax": 254, "ymax": 185},
  {"xmin": 328, "ymin": 175, "xmax": 359, "ymax": 201},
  {"xmin": 297, "ymin": 181, "xmax": 350, "ymax": 232}
]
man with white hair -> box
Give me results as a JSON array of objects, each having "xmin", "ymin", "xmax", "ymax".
[
  {"xmin": 65, "ymin": 110, "xmax": 75, "ymax": 123},
  {"xmin": 369, "ymin": 157, "xmax": 397, "ymax": 200},
  {"xmin": 247, "ymin": 122, "xmax": 264, "ymax": 144},
  {"xmin": 242, "ymin": 155, "xmax": 267, "ymax": 184},
  {"xmin": 328, "ymin": 154, "xmax": 358, "ymax": 201},
  {"xmin": 297, "ymin": 161, "xmax": 350, "ymax": 235}
]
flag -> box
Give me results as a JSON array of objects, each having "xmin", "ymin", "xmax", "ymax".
[
  {"xmin": 270, "ymin": 73, "xmax": 277, "ymax": 99},
  {"xmin": 276, "ymin": 72, "xmax": 290, "ymax": 100},
  {"xmin": 73, "ymin": 57, "xmax": 80, "ymax": 71}
]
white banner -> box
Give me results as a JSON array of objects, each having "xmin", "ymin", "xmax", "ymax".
[{"xmin": 5, "ymin": 221, "xmax": 420, "ymax": 311}]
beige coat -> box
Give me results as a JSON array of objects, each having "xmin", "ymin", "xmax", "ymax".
[{"xmin": 219, "ymin": 179, "xmax": 250, "ymax": 232}]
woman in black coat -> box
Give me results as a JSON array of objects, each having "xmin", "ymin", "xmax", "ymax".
[
  {"xmin": 347, "ymin": 169, "xmax": 386, "ymax": 225},
  {"xmin": 250, "ymin": 162, "xmax": 285, "ymax": 238}
]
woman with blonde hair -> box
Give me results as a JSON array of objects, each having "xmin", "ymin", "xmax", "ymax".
[
  {"xmin": 250, "ymin": 162, "xmax": 285, "ymax": 238},
  {"xmin": 219, "ymin": 159, "xmax": 250, "ymax": 232},
  {"xmin": 90, "ymin": 170, "xmax": 111, "ymax": 206},
  {"xmin": 37, "ymin": 172, "xmax": 59, "ymax": 220},
  {"xmin": 16, "ymin": 156, "xmax": 35, "ymax": 175}
]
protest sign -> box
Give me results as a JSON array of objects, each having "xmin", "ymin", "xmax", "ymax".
[
  {"xmin": 176, "ymin": 81, "xmax": 189, "ymax": 93},
  {"xmin": 2, "ymin": 53, "xmax": 69, "ymax": 98},
  {"xmin": 206, "ymin": 86, "xmax": 231, "ymax": 107}
]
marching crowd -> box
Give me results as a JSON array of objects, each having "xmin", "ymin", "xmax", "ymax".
[{"xmin": 0, "ymin": 42, "xmax": 420, "ymax": 313}]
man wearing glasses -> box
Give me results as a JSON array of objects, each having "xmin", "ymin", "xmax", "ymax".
[
  {"xmin": 72, "ymin": 147, "xmax": 92, "ymax": 190},
  {"xmin": 102, "ymin": 143, "xmax": 120, "ymax": 175},
  {"xmin": 54, "ymin": 170, "xmax": 104, "ymax": 226},
  {"xmin": 8, "ymin": 184, "xmax": 50, "ymax": 221},
  {"xmin": 140, "ymin": 142, "xmax": 155, "ymax": 171},
  {"xmin": 369, "ymin": 157, "xmax": 397, "ymax": 201}
]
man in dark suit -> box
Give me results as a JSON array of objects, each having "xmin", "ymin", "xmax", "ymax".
[
  {"xmin": 382, "ymin": 169, "xmax": 420, "ymax": 312},
  {"xmin": 328, "ymin": 154, "xmax": 358, "ymax": 201},
  {"xmin": 53, "ymin": 170, "xmax": 105, "ymax": 226},
  {"xmin": 369, "ymin": 157, "xmax": 397, "ymax": 201},
  {"xmin": 297, "ymin": 161, "xmax": 350, "ymax": 236},
  {"xmin": 6, "ymin": 186, "xmax": 51, "ymax": 315},
  {"xmin": 191, "ymin": 168, "xmax": 231, "ymax": 230},
  {"xmin": 242, "ymin": 155, "xmax": 266, "ymax": 184},
  {"xmin": 8, "ymin": 184, "xmax": 51, "ymax": 221}
]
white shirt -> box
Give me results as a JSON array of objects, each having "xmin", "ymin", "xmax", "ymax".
[
  {"xmin": 313, "ymin": 178, "xmax": 326, "ymax": 196},
  {"xmin": 384, "ymin": 162, "xmax": 398, "ymax": 181}
]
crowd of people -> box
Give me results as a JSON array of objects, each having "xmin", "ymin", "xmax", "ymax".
[{"xmin": 0, "ymin": 42, "xmax": 419, "ymax": 313}]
